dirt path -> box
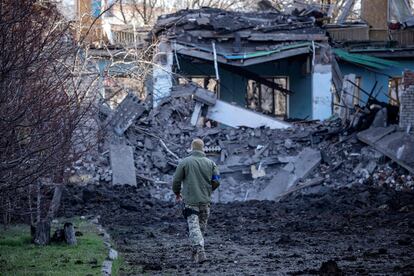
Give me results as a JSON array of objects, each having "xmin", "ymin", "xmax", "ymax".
[{"xmin": 62, "ymin": 184, "xmax": 414, "ymax": 275}]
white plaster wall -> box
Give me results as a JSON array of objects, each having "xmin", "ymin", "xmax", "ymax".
[
  {"xmin": 312, "ymin": 64, "xmax": 332, "ymax": 120},
  {"xmin": 152, "ymin": 41, "xmax": 173, "ymax": 107},
  {"xmin": 207, "ymin": 100, "xmax": 291, "ymax": 129}
]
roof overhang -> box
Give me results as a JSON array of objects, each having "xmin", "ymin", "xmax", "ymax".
[{"xmin": 174, "ymin": 42, "xmax": 312, "ymax": 67}]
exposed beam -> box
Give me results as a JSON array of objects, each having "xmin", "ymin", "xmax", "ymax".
[{"xmin": 175, "ymin": 43, "xmax": 310, "ymax": 67}]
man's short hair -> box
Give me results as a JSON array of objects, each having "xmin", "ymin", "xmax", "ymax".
[{"xmin": 191, "ymin": 138, "xmax": 204, "ymax": 151}]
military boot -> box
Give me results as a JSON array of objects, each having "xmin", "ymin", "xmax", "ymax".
[
  {"xmin": 192, "ymin": 248, "xmax": 199, "ymax": 263},
  {"xmin": 197, "ymin": 247, "xmax": 207, "ymax": 263}
]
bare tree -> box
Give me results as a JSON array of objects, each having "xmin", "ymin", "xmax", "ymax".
[
  {"xmin": 0, "ymin": 0, "xmax": 99, "ymax": 243},
  {"xmin": 116, "ymin": 0, "xmax": 160, "ymax": 26}
]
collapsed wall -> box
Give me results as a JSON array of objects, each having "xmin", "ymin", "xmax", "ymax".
[{"xmin": 400, "ymin": 86, "xmax": 414, "ymax": 131}]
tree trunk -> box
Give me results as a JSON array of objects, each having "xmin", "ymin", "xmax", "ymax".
[
  {"xmin": 47, "ymin": 185, "xmax": 63, "ymax": 220},
  {"xmin": 31, "ymin": 220, "xmax": 51, "ymax": 245},
  {"xmin": 64, "ymin": 222, "xmax": 77, "ymax": 245}
]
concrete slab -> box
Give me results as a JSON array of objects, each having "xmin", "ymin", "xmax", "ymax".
[
  {"xmin": 258, "ymin": 148, "xmax": 321, "ymax": 200},
  {"xmin": 291, "ymin": 148, "xmax": 322, "ymax": 180},
  {"xmin": 357, "ymin": 125, "xmax": 397, "ymax": 143},
  {"xmin": 111, "ymin": 94, "xmax": 145, "ymax": 136},
  {"xmin": 258, "ymin": 169, "xmax": 295, "ymax": 200},
  {"xmin": 110, "ymin": 144, "xmax": 137, "ymax": 186},
  {"xmin": 206, "ymin": 99, "xmax": 291, "ymax": 129},
  {"xmin": 357, "ymin": 126, "xmax": 414, "ymax": 174},
  {"xmin": 191, "ymin": 102, "xmax": 202, "ymax": 126}
]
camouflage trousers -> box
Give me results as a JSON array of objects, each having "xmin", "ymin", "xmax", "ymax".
[{"xmin": 186, "ymin": 203, "xmax": 210, "ymax": 250}]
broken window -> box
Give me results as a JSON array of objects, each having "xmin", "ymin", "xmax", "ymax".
[
  {"xmin": 246, "ymin": 77, "xmax": 288, "ymax": 118},
  {"xmin": 388, "ymin": 77, "xmax": 403, "ymax": 106},
  {"xmin": 178, "ymin": 76, "xmax": 218, "ymax": 94}
]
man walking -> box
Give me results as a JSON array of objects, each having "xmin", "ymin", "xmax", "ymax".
[{"xmin": 172, "ymin": 138, "xmax": 220, "ymax": 263}]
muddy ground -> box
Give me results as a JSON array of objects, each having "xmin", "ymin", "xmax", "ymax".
[{"xmin": 61, "ymin": 183, "xmax": 414, "ymax": 275}]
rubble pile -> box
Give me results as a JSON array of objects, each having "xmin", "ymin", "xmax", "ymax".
[
  {"xmin": 152, "ymin": 7, "xmax": 325, "ymax": 40},
  {"xmin": 69, "ymin": 90, "xmax": 414, "ymax": 203},
  {"xmin": 70, "ymin": 154, "xmax": 112, "ymax": 184},
  {"xmin": 69, "ymin": 92, "xmax": 412, "ymax": 203}
]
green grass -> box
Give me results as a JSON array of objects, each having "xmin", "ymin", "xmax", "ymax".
[{"xmin": 0, "ymin": 219, "xmax": 108, "ymax": 276}]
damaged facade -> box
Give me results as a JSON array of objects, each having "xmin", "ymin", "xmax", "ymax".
[
  {"xmin": 329, "ymin": 0, "xmax": 414, "ymax": 113},
  {"xmin": 150, "ymin": 8, "xmax": 333, "ymax": 122}
]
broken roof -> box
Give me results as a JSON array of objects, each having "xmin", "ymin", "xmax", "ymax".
[
  {"xmin": 151, "ymin": 7, "xmax": 328, "ymax": 66},
  {"xmin": 334, "ymin": 48, "xmax": 406, "ymax": 70}
]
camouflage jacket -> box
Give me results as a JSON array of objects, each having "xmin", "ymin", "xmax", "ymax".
[{"xmin": 172, "ymin": 150, "xmax": 220, "ymax": 204}]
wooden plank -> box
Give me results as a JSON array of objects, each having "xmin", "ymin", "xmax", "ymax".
[
  {"xmin": 248, "ymin": 33, "xmax": 328, "ymax": 42},
  {"xmin": 176, "ymin": 47, "xmax": 227, "ymax": 63},
  {"xmin": 186, "ymin": 30, "xmax": 252, "ymax": 39},
  {"xmin": 227, "ymin": 47, "xmax": 310, "ymax": 67}
]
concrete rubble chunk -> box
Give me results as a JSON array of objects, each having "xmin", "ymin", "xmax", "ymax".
[
  {"xmin": 357, "ymin": 126, "xmax": 414, "ymax": 174},
  {"xmin": 191, "ymin": 102, "xmax": 203, "ymax": 126},
  {"xmin": 257, "ymin": 148, "xmax": 321, "ymax": 200},
  {"xmin": 371, "ymin": 107, "xmax": 388, "ymax": 128},
  {"xmin": 151, "ymin": 150, "xmax": 168, "ymax": 170},
  {"xmin": 109, "ymin": 248, "xmax": 118, "ymax": 260},
  {"xmin": 102, "ymin": 260, "xmax": 112, "ymax": 276},
  {"xmin": 110, "ymin": 144, "xmax": 137, "ymax": 186},
  {"xmin": 251, "ymin": 164, "xmax": 266, "ymax": 179},
  {"xmin": 111, "ymin": 93, "xmax": 146, "ymax": 136}
]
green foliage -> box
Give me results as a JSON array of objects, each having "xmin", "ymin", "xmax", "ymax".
[{"xmin": 0, "ymin": 220, "xmax": 107, "ymax": 276}]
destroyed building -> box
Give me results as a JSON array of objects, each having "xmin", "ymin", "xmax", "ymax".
[
  {"xmin": 328, "ymin": 0, "xmax": 414, "ymax": 109},
  {"xmin": 150, "ymin": 8, "xmax": 333, "ymax": 122}
]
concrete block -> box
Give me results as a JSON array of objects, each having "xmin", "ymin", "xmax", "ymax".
[
  {"xmin": 111, "ymin": 93, "xmax": 145, "ymax": 136},
  {"xmin": 110, "ymin": 144, "xmax": 137, "ymax": 186},
  {"xmin": 109, "ymin": 248, "xmax": 118, "ymax": 260},
  {"xmin": 102, "ymin": 260, "xmax": 112, "ymax": 276},
  {"xmin": 258, "ymin": 148, "xmax": 321, "ymax": 200}
]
